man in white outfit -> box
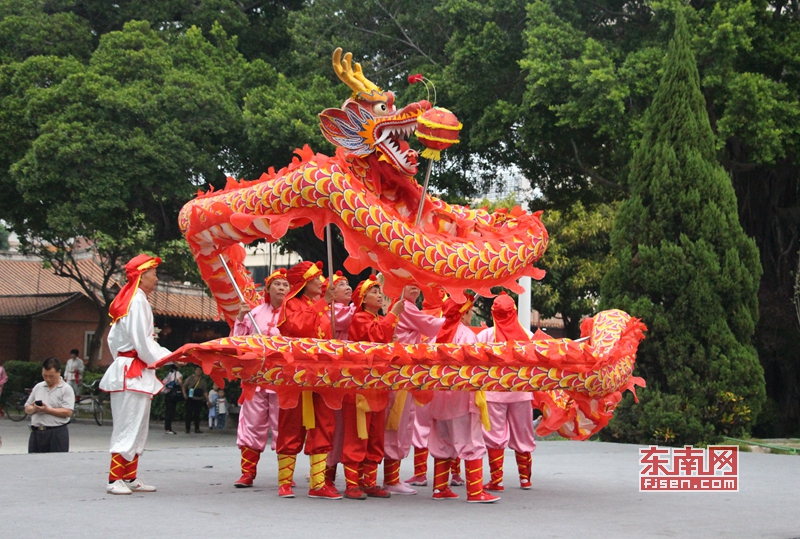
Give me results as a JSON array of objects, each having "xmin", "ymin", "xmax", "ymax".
[{"xmin": 100, "ymin": 254, "xmax": 172, "ymax": 495}]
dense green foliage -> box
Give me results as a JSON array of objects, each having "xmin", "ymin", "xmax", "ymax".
[
  {"xmin": 600, "ymin": 10, "xmax": 765, "ymax": 445},
  {"xmin": 0, "ymin": 360, "xmax": 45, "ymax": 405},
  {"xmin": 0, "ymin": 0, "xmax": 796, "ymax": 436}
]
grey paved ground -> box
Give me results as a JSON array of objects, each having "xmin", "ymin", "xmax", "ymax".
[{"xmin": 1, "ymin": 418, "xmax": 798, "ymax": 539}]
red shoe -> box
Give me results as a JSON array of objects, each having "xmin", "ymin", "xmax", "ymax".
[
  {"xmin": 363, "ymin": 485, "xmax": 391, "ymax": 498},
  {"xmin": 483, "ymin": 481, "xmax": 504, "ymax": 492},
  {"xmin": 234, "ymin": 473, "xmax": 254, "ymax": 488},
  {"xmin": 432, "ymin": 487, "xmax": 459, "ymax": 500},
  {"xmin": 343, "ymin": 487, "xmax": 367, "ymax": 500},
  {"xmin": 278, "ymin": 484, "xmax": 295, "ymax": 498},
  {"xmin": 308, "ymin": 483, "xmax": 343, "ymax": 500},
  {"xmin": 450, "ymin": 474, "xmax": 465, "ymax": 486},
  {"xmin": 467, "ymin": 491, "xmax": 500, "ymax": 503},
  {"xmin": 406, "ymin": 474, "xmax": 428, "ymax": 486},
  {"xmin": 520, "ymin": 478, "xmax": 532, "ymax": 490}
]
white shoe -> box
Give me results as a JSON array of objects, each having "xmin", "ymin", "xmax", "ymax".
[
  {"xmin": 124, "ymin": 478, "xmax": 157, "ymax": 492},
  {"xmin": 383, "ymin": 482, "xmax": 417, "ymax": 495},
  {"xmin": 107, "ymin": 480, "xmax": 132, "ymax": 495}
]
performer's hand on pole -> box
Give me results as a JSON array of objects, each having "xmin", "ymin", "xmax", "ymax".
[
  {"xmin": 324, "ymin": 283, "xmax": 336, "ymax": 304},
  {"xmin": 236, "ymin": 302, "xmax": 251, "ymax": 321},
  {"xmin": 390, "ymin": 299, "xmax": 405, "ymax": 317}
]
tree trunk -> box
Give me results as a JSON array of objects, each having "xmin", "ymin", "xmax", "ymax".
[
  {"xmin": 87, "ymin": 308, "xmax": 111, "ymax": 371},
  {"xmin": 729, "ymin": 157, "xmax": 800, "ymax": 435}
]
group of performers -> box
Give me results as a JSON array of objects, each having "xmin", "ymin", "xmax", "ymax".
[{"xmin": 99, "ymin": 254, "xmax": 537, "ymax": 504}]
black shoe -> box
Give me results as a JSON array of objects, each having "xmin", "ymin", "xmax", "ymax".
[
  {"xmin": 195, "ymin": 429, "xmax": 203, "ymax": 434},
  {"xmin": 185, "ymin": 429, "xmax": 190, "ymax": 434}
]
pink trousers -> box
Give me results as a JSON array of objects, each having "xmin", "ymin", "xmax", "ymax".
[
  {"xmin": 383, "ymin": 392, "xmax": 415, "ymax": 461},
  {"xmin": 236, "ymin": 389, "xmax": 279, "ymax": 452},
  {"xmin": 428, "ymin": 412, "xmax": 486, "ymax": 461},
  {"xmin": 410, "ymin": 402, "xmax": 431, "ymax": 449},
  {"xmin": 482, "ymin": 401, "xmax": 536, "ymax": 453}
]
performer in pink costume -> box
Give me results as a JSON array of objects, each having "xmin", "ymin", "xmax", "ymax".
[
  {"xmin": 428, "ymin": 296, "xmax": 498, "ymax": 503},
  {"xmin": 383, "ymin": 284, "xmax": 444, "ymax": 495},
  {"xmin": 232, "ymin": 268, "xmax": 290, "ymax": 488},
  {"xmin": 475, "ymin": 293, "xmax": 536, "ymax": 491},
  {"xmin": 331, "ymin": 271, "xmax": 355, "ymax": 340},
  {"xmin": 326, "ymin": 271, "xmax": 355, "ymax": 487}
]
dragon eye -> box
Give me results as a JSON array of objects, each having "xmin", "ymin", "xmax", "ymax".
[{"xmin": 373, "ymin": 103, "xmax": 388, "ymax": 115}]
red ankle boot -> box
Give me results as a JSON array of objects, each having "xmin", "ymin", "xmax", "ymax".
[
  {"xmin": 484, "ymin": 448, "xmax": 505, "ymax": 491},
  {"xmin": 406, "ymin": 446, "xmax": 429, "ymax": 486},
  {"xmin": 432, "ymin": 458, "xmax": 458, "ymax": 500},
  {"xmin": 235, "ymin": 446, "xmax": 260, "ymax": 488},
  {"xmin": 342, "ymin": 462, "xmax": 367, "ymax": 500},
  {"xmin": 466, "ymin": 459, "xmax": 499, "ymax": 503},
  {"xmin": 516, "ymin": 450, "xmax": 532, "ymax": 489}
]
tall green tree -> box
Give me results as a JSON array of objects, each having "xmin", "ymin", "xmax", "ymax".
[
  {"xmin": 0, "ymin": 20, "xmax": 267, "ymax": 367},
  {"xmin": 531, "ymin": 201, "xmax": 617, "ymax": 338},
  {"xmin": 600, "ymin": 9, "xmax": 764, "ymax": 445}
]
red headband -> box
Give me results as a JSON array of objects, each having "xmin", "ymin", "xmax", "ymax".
[{"xmin": 108, "ymin": 254, "xmax": 162, "ymax": 324}]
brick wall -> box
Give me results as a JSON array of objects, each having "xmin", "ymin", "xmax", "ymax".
[{"xmin": 30, "ymin": 297, "xmax": 112, "ymax": 365}]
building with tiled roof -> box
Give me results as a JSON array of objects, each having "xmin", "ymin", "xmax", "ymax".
[{"xmin": 0, "ymin": 253, "xmax": 228, "ymax": 366}]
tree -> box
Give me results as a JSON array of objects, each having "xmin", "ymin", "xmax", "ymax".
[
  {"xmin": 600, "ymin": 9, "xmax": 764, "ymax": 446},
  {"xmin": 531, "ymin": 201, "xmax": 617, "ymax": 338},
  {"xmin": 0, "ymin": 20, "xmax": 266, "ymax": 368},
  {"xmin": 0, "ymin": 221, "xmax": 9, "ymax": 250}
]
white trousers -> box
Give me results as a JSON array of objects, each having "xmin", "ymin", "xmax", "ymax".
[{"xmin": 109, "ymin": 391, "xmax": 152, "ymax": 461}]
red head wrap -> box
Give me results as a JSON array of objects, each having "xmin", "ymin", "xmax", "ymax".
[
  {"xmin": 436, "ymin": 293, "xmax": 475, "ymax": 343},
  {"xmin": 108, "ymin": 254, "xmax": 162, "ymax": 324},
  {"xmin": 352, "ymin": 274, "xmax": 380, "ymax": 312},
  {"xmin": 491, "ymin": 292, "xmax": 530, "ymax": 342},
  {"xmin": 284, "ymin": 261, "xmax": 324, "ymax": 302}
]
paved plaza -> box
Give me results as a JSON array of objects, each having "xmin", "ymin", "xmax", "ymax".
[{"xmin": 1, "ymin": 418, "xmax": 798, "ymax": 539}]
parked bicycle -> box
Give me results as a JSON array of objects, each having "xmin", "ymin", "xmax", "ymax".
[
  {"xmin": 75, "ymin": 380, "xmax": 104, "ymax": 426},
  {"xmin": 4, "ymin": 389, "xmax": 31, "ymax": 422}
]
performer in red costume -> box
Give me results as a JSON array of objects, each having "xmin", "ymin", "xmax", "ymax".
[
  {"xmin": 428, "ymin": 295, "xmax": 499, "ymax": 503},
  {"xmin": 275, "ymin": 261, "xmax": 341, "ymax": 499},
  {"xmin": 232, "ymin": 268, "xmax": 289, "ymax": 488},
  {"xmin": 476, "ymin": 293, "xmax": 536, "ymax": 491},
  {"xmin": 383, "ymin": 284, "xmax": 444, "ymax": 495},
  {"xmin": 100, "ymin": 254, "xmax": 171, "ymax": 495},
  {"xmin": 340, "ymin": 275, "xmax": 404, "ymax": 500}
]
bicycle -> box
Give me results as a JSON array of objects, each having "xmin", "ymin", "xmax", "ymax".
[
  {"xmin": 76, "ymin": 380, "xmax": 104, "ymax": 426},
  {"xmin": 4, "ymin": 389, "xmax": 31, "ymax": 422}
]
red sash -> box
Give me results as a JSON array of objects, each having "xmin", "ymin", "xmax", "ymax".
[{"xmin": 120, "ymin": 350, "xmax": 148, "ymax": 379}]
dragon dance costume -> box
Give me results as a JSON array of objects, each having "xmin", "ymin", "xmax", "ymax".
[
  {"xmin": 275, "ymin": 261, "xmax": 341, "ymax": 500},
  {"xmin": 232, "ymin": 268, "xmax": 287, "ymax": 488},
  {"xmin": 340, "ymin": 275, "xmax": 396, "ymax": 500},
  {"xmin": 427, "ymin": 297, "xmax": 498, "ymax": 503},
  {"xmin": 382, "ymin": 296, "xmax": 444, "ymax": 494},
  {"xmin": 477, "ymin": 294, "xmax": 536, "ymax": 492}
]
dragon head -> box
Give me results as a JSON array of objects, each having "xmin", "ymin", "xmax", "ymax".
[{"xmin": 319, "ymin": 48, "xmax": 431, "ymax": 176}]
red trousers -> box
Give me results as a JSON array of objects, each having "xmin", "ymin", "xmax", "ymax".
[
  {"xmin": 341, "ymin": 400, "xmax": 385, "ymax": 464},
  {"xmin": 276, "ymin": 393, "xmax": 335, "ymax": 455}
]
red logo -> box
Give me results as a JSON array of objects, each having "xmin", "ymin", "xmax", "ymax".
[{"xmin": 639, "ymin": 445, "xmax": 738, "ymax": 492}]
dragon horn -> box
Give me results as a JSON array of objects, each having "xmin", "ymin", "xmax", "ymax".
[{"xmin": 332, "ymin": 47, "xmax": 382, "ymax": 97}]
